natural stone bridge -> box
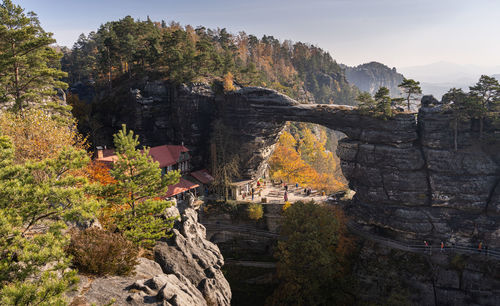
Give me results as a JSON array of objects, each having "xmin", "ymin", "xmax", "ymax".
[
  {"xmin": 217, "ymin": 87, "xmax": 500, "ymax": 247},
  {"xmin": 125, "ymin": 83, "xmax": 499, "ymax": 247}
]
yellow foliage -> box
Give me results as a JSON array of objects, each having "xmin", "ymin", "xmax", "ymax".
[
  {"xmin": 247, "ymin": 203, "xmax": 264, "ymax": 220},
  {"xmin": 282, "ymin": 201, "xmax": 292, "ymax": 211},
  {"xmin": 223, "ymin": 72, "xmax": 236, "ymax": 92},
  {"xmin": 0, "ymin": 109, "xmax": 87, "ymax": 163},
  {"xmin": 269, "ymin": 136, "xmax": 317, "ymax": 186},
  {"xmin": 269, "ymin": 128, "xmax": 346, "ymax": 193}
]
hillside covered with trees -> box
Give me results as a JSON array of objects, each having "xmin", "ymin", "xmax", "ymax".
[{"xmin": 61, "ymin": 16, "xmax": 358, "ymax": 106}]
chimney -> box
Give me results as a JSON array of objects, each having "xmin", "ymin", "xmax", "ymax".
[{"xmin": 96, "ymin": 146, "xmax": 104, "ymax": 159}]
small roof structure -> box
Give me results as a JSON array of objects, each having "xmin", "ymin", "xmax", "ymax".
[
  {"xmin": 165, "ymin": 178, "xmax": 199, "ymax": 198},
  {"xmin": 190, "ymin": 169, "xmax": 214, "ymax": 185},
  {"xmin": 96, "ymin": 144, "xmax": 189, "ymax": 168},
  {"xmin": 148, "ymin": 145, "xmax": 189, "ymax": 168}
]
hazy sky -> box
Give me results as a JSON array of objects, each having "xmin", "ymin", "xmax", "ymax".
[{"xmin": 14, "ymin": 0, "xmax": 500, "ymax": 68}]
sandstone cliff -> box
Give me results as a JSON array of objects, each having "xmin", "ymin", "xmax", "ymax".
[
  {"xmin": 71, "ymin": 204, "xmax": 231, "ymax": 306},
  {"xmin": 97, "ymin": 82, "xmax": 499, "ymax": 247},
  {"xmin": 344, "ymin": 61, "xmax": 404, "ymax": 96}
]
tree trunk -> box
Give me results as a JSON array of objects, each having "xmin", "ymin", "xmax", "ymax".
[{"xmin": 12, "ymin": 42, "xmax": 21, "ymax": 111}]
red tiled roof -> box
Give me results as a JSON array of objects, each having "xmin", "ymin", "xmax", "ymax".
[
  {"xmin": 190, "ymin": 169, "xmax": 214, "ymax": 185},
  {"xmin": 96, "ymin": 145, "xmax": 189, "ymax": 168},
  {"xmin": 165, "ymin": 178, "xmax": 199, "ymax": 198},
  {"xmin": 148, "ymin": 145, "xmax": 189, "ymax": 168}
]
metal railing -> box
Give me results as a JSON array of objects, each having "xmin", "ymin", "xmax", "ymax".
[{"xmin": 347, "ymin": 221, "xmax": 500, "ymax": 260}]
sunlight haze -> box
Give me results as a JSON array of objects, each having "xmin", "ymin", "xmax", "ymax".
[{"xmin": 15, "ymin": 0, "xmax": 500, "ymax": 89}]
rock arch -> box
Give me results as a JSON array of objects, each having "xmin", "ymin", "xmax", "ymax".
[{"xmin": 218, "ymin": 87, "xmax": 500, "ymax": 246}]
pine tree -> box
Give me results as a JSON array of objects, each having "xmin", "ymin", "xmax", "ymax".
[
  {"xmin": 108, "ymin": 125, "xmax": 180, "ymax": 248},
  {"xmin": 442, "ymin": 88, "xmax": 476, "ymax": 150},
  {"xmin": 0, "ymin": 0, "xmax": 67, "ymax": 111},
  {"xmin": 0, "ymin": 134, "xmax": 100, "ymax": 304},
  {"xmin": 469, "ymin": 75, "xmax": 500, "ymax": 136},
  {"xmin": 398, "ymin": 78, "xmax": 422, "ymax": 111},
  {"xmin": 374, "ymin": 87, "xmax": 393, "ymax": 119},
  {"xmin": 356, "ymin": 91, "xmax": 376, "ymax": 115}
]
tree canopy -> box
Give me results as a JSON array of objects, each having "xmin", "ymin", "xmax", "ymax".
[
  {"xmin": 0, "ymin": 134, "xmax": 101, "ymax": 304},
  {"xmin": 398, "ymin": 78, "xmax": 422, "ymax": 111},
  {"xmin": 269, "ymin": 129, "xmax": 345, "ymax": 193},
  {"xmin": 0, "ymin": 0, "xmax": 67, "ymax": 111},
  {"xmin": 61, "ymin": 17, "xmax": 358, "ymax": 106},
  {"xmin": 106, "ymin": 125, "xmax": 180, "ymax": 248},
  {"xmin": 269, "ymin": 201, "xmax": 355, "ymax": 305}
]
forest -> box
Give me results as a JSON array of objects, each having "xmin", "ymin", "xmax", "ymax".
[{"xmin": 61, "ymin": 16, "xmax": 358, "ymax": 106}]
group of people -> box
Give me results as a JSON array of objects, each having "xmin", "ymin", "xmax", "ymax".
[{"xmin": 423, "ymin": 240, "xmax": 489, "ymax": 254}]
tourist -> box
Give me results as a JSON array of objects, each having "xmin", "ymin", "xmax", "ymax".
[
  {"xmin": 251, "ymin": 188, "xmax": 255, "ymax": 201},
  {"xmin": 478, "ymin": 241, "xmax": 483, "ymax": 253},
  {"xmin": 257, "ymin": 180, "xmax": 261, "ymax": 187},
  {"xmin": 284, "ymin": 184, "xmax": 288, "ymax": 192},
  {"xmin": 284, "ymin": 191, "xmax": 288, "ymax": 202},
  {"xmin": 295, "ymin": 183, "xmax": 299, "ymax": 188},
  {"xmin": 440, "ymin": 241, "xmax": 444, "ymax": 252}
]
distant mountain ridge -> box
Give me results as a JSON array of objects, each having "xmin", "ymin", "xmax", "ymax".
[
  {"xmin": 399, "ymin": 61, "xmax": 500, "ymax": 99},
  {"xmin": 343, "ymin": 62, "xmax": 404, "ymax": 97}
]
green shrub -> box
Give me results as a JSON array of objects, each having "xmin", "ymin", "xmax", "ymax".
[
  {"xmin": 67, "ymin": 228, "xmax": 138, "ymax": 276},
  {"xmin": 247, "ymin": 203, "xmax": 264, "ymax": 220}
]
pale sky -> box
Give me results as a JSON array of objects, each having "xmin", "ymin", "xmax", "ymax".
[{"xmin": 14, "ymin": 0, "xmax": 500, "ymax": 69}]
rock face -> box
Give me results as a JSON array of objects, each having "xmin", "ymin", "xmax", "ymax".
[
  {"xmin": 354, "ymin": 239, "xmax": 500, "ymax": 306},
  {"xmin": 104, "ymin": 83, "xmax": 498, "ymax": 246},
  {"xmin": 343, "ymin": 61, "xmax": 404, "ymax": 96},
  {"xmin": 154, "ymin": 207, "xmax": 231, "ymax": 306},
  {"xmin": 216, "ymin": 88, "xmax": 500, "ymax": 247},
  {"xmin": 73, "ymin": 206, "xmax": 231, "ymax": 306},
  {"xmin": 338, "ymin": 105, "xmax": 500, "ymax": 247}
]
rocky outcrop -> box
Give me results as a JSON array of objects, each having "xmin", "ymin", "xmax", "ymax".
[
  {"xmin": 72, "ymin": 205, "xmax": 231, "ymax": 306},
  {"xmin": 343, "ymin": 61, "xmax": 404, "ymax": 96},
  {"xmin": 216, "ymin": 88, "xmax": 500, "ymax": 248},
  {"xmin": 154, "ymin": 207, "xmax": 231, "ymax": 306},
  {"xmin": 107, "ymin": 83, "xmax": 498, "ymax": 247}
]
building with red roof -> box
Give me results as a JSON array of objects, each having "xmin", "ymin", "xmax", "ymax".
[{"xmin": 95, "ymin": 144, "xmax": 199, "ymax": 199}]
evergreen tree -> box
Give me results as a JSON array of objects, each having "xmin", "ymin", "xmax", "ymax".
[
  {"xmin": 0, "ymin": 135, "xmax": 100, "ymax": 304},
  {"xmin": 398, "ymin": 78, "xmax": 422, "ymax": 111},
  {"xmin": 0, "ymin": 0, "xmax": 67, "ymax": 111},
  {"xmin": 469, "ymin": 75, "xmax": 500, "ymax": 136},
  {"xmin": 108, "ymin": 125, "xmax": 180, "ymax": 247},
  {"xmin": 374, "ymin": 86, "xmax": 392, "ymax": 119},
  {"xmin": 442, "ymin": 88, "xmax": 469, "ymax": 150},
  {"xmin": 356, "ymin": 91, "xmax": 376, "ymax": 115}
]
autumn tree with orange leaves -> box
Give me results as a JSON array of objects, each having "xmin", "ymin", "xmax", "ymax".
[
  {"xmin": 269, "ymin": 129, "xmax": 345, "ymax": 193},
  {"xmin": 0, "ymin": 108, "xmax": 87, "ymax": 163}
]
